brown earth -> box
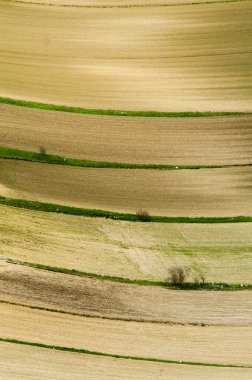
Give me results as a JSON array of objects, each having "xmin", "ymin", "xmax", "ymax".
[
  {"xmin": 1, "ymin": 205, "xmax": 252, "ymax": 283},
  {"xmin": 1, "ymin": 104, "xmax": 252, "ymax": 165},
  {"xmin": 0, "ymin": 301, "xmax": 252, "ymax": 365},
  {"xmin": 1, "ymin": 341, "xmax": 252, "ymax": 380},
  {"xmin": 1, "ymin": 158, "xmax": 252, "ymax": 216},
  {"xmin": 1, "ymin": 1, "xmax": 251, "ymax": 111},
  {"xmin": 0, "ymin": 260, "xmax": 251, "ymax": 325}
]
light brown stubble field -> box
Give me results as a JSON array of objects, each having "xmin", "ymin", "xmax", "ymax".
[
  {"xmin": 2, "ymin": 342, "xmax": 252, "ymax": 380},
  {"xmin": 1, "ymin": 205, "xmax": 252, "ymax": 283},
  {"xmin": 0, "ymin": 1, "xmax": 251, "ymax": 111},
  {"xmin": 1, "ymin": 260, "xmax": 252, "ymax": 325},
  {"xmin": 1, "ymin": 104, "xmax": 252, "ymax": 165},
  {"xmin": 1, "ymin": 158, "xmax": 251, "ymax": 216}
]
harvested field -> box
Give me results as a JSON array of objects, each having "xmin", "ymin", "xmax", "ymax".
[
  {"xmin": 0, "ymin": 302, "xmax": 252, "ymax": 365},
  {"xmin": 1, "ymin": 2, "xmax": 251, "ymax": 111},
  {"xmin": 1, "ymin": 158, "xmax": 252, "ymax": 216},
  {"xmin": 2, "ymin": 342, "xmax": 252, "ymax": 380},
  {"xmin": 3, "ymin": 0, "xmax": 237, "ymax": 6},
  {"xmin": 0, "ymin": 260, "xmax": 252, "ymax": 325},
  {"xmin": 1, "ymin": 205, "xmax": 252, "ymax": 283},
  {"xmin": 1, "ymin": 104, "xmax": 252, "ymax": 166}
]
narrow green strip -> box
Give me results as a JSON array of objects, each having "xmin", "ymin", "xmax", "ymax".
[
  {"xmin": 0, "ymin": 97, "xmax": 250, "ymax": 118},
  {"xmin": 2, "ymin": 146, "xmax": 248, "ymax": 171},
  {"xmin": 2, "ymin": 0, "xmax": 252, "ymax": 9},
  {"xmin": 0, "ymin": 338, "xmax": 249, "ymax": 368},
  {"xmin": 1, "ymin": 196, "xmax": 252, "ymax": 224},
  {"xmin": 13, "ymin": 260, "xmax": 252, "ymax": 290}
]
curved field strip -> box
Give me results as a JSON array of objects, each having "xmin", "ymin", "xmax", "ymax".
[
  {"xmin": 1, "ymin": 104, "xmax": 252, "ymax": 166},
  {"xmin": 1, "ymin": 205, "xmax": 252, "ymax": 284},
  {"xmin": 1, "ymin": 2, "xmax": 251, "ymax": 112},
  {"xmin": 2, "ymin": 0, "xmax": 249, "ymax": 7},
  {"xmin": 1, "ymin": 158, "xmax": 252, "ymax": 217},
  {"xmin": 1, "ymin": 261, "xmax": 252, "ymax": 325},
  {"xmin": 0, "ymin": 302, "xmax": 252, "ymax": 365},
  {"xmin": 1, "ymin": 343, "xmax": 252, "ymax": 380}
]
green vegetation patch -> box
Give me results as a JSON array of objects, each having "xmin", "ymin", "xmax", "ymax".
[
  {"xmin": 1, "ymin": 196, "xmax": 252, "ymax": 224},
  {"xmin": 0, "ymin": 97, "xmax": 250, "ymax": 118},
  {"xmin": 13, "ymin": 260, "xmax": 252, "ymax": 290},
  {"xmin": 0, "ymin": 337, "xmax": 250, "ymax": 368},
  {"xmin": 1, "ymin": 146, "xmax": 241, "ymax": 170}
]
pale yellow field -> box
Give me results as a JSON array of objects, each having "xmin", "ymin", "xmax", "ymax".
[
  {"xmin": 1, "ymin": 302, "xmax": 252, "ymax": 365},
  {"xmin": 1, "ymin": 104, "xmax": 252, "ymax": 165},
  {"xmin": 4, "ymin": 0, "xmax": 234, "ymax": 6},
  {"xmin": 1, "ymin": 205, "xmax": 252, "ymax": 283},
  {"xmin": 1, "ymin": 260, "xmax": 252, "ymax": 325},
  {"xmin": 1, "ymin": 158, "xmax": 251, "ymax": 216},
  {"xmin": 2, "ymin": 342, "xmax": 252, "ymax": 380},
  {"xmin": 1, "ymin": 1, "xmax": 251, "ymax": 111}
]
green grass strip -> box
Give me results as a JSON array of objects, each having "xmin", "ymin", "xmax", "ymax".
[
  {"xmin": 2, "ymin": 0, "xmax": 252, "ymax": 8},
  {"xmin": 1, "ymin": 97, "xmax": 250, "ymax": 118},
  {"xmin": 1, "ymin": 195, "xmax": 252, "ymax": 224},
  {"xmin": 14, "ymin": 260, "xmax": 252, "ymax": 290},
  {"xmin": 2, "ymin": 146, "xmax": 247, "ymax": 171},
  {"xmin": 0, "ymin": 338, "xmax": 250, "ymax": 368}
]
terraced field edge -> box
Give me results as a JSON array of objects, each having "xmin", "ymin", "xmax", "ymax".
[
  {"xmin": 1, "ymin": 97, "xmax": 250, "ymax": 118},
  {"xmin": 10, "ymin": 260, "xmax": 252, "ymax": 290},
  {"xmin": 2, "ymin": 0, "xmax": 251, "ymax": 8},
  {"xmin": 1, "ymin": 196, "xmax": 252, "ymax": 223},
  {"xmin": 3, "ymin": 146, "xmax": 250, "ymax": 171},
  {"xmin": 0, "ymin": 338, "xmax": 250, "ymax": 368}
]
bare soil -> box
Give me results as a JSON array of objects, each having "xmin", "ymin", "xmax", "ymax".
[
  {"xmin": 1, "ymin": 1, "xmax": 251, "ymax": 111},
  {"xmin": 1, "ymin": 158, "xmax": 252, "ymax": 216},
  {"xmin": 0, "ymin": 261, "xmax": 251, "ymax": 325},
  {"xmin": 0, "ymin": 301, "xmax": 252, "ymax": 365},
  {"xmin": 1, "ymin": 341, "xmax": 252, "ymax": 380},
  {"xmin": 1, "ymin": 104, "xmax": 251, "ymax": 165}
]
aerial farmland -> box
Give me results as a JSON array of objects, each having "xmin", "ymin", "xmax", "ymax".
[{"xmin": 0, "ymin": 0, "xmax": 252, "ymax": 378}]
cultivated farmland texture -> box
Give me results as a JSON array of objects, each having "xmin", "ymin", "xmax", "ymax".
[{"xmin": 0, "ymin": 0, "xmax": 252, "ymax": 378}]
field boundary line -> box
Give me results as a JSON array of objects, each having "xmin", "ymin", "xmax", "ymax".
[
  {"xmin": 1, "ymin": 97, "xmax": 251, "ymax": 118},
  {"xmin": 8, "ymin": 259, "xmax": 252, "ymax": 290},
  {"xmin": 3, "ymin": 299, "xmax": 244, "ymax": 326},
  {"xmin": 2, "ymin": 147, "xmax": 252, "ymax": 171},
  {"xmin": 0, "ymin": 337, "xmax": 250, "ymax": 368},
  {"xmin": 1, "ymin": 0, "xmax": 251, "ymax": 9},
  {"xmin": 0, "ymin": 300, "xmax": 206, "ymax": 325},
  {"xmin": 1, "ymin": 196, "xmax": 252, "ymax": 224}
]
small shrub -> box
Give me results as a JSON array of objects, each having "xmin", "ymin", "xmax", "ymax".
[
  {"xmin": 136, "ymin": 209, "xmax": 151, "ymax": 222},
  {"xmin": 168, "ymin": 265, "xmax": 190, "ymax": 285},
  {"xmin": 39, "ymin": 146, "xmax": 46, "ymax": 156},
  {"xmin": 194, "ymin": 273, "xmax": 206, "ymax": 285}
]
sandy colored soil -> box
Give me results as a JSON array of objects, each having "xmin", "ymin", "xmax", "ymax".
[
  {"xmin": 1, "ymin": 2, "xmax": 251, "ymax": 111},
  {"xmin": 1, "ymin": 104, "xmax": 252, "ymax": 166},
  {"xmin": 0, "ymin": 260, "xmax": 252, "ymax": 325},
  {"xmin": 1, "ymin": 342, "xmax": 252, "ymax": 380},
  {"xmin": 1, "ymin": 205, "xmax": 252, "ymax": 283},
  {"xmin": 1, "ymin": 158, "xmax": 252, "ymax": 216},
  {"xmin": 0, "ymin": 302, "xmax": 252, "ymax": 365},
  {"xmin": 4, "ymin": 0, "xmax": 233, "ymax": 6},
  {"xmin": 2, "ymin": 342, "xmax": 252, "ymax": 380}
]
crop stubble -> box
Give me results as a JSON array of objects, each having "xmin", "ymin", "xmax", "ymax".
[{"xmin": 0, "ymin": 1, "xmax": 251, "ymax": 111}]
